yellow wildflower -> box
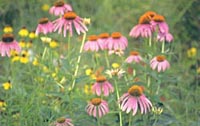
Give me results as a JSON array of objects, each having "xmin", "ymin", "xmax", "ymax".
[
  {"xmin": 12, "ymin": 54, "xmax": 20, "ymax": 62},
  {"xmin": 18, "ymin": 27, "xmax": 29, "ymax": 37},
  {"xmin": 20, "ymin": 50, "xmax": 29, "ymax": 64},
  {"xmin": 90, "ymin": 74, "xmax": 96, "ymax": 80},
  {"xmin": 21, "ymin": 50, "xmax": 29, "ymax": 56},
  {"xmin": 32, "ymin": 58, "xmax": 39, "ymax": 66},
  {"xmin": 52, "ymin": 72, "xmax": 57, "ymax": 78},
  {"xmin": 83, "ymin": 18, "xmax": 91, "ymax": 25},
  {"xmin": 152, "ymin": 106, "xmax": 163, "ymax": 115},
  {"xmin": 187, "ymin": 47, "xmax": 197, "ymax": 58},
  {"xmin": 85, "ymin": 68, "xmax": 96, "ymax": 79},
  {"xmin": 41, "ymin": 4, "xmax": 50, "ymax": 11},
  {"xmin": 20, "ymin": 56, "xmax": 29, "ymax": 64},
  {"xmin": 19, "ymin": 40, "xmax": 26, "ymax": 48},
  {"xmin": 85, "ymin": 68, "xmax": 93, "ymax": 76},
  {"xmin": 49, "ymin": 40, "xmax": 59, "ymax": 48},
  {"xmin": 0, "ymin": 100, "xmax": 6, "ymax": 111},
  {"xmin": 43, "ymin": 66, "xmax": 49, "ymax": 73},
  {"xmin": 3, "ymin": 26, "xmax": 13, "ymax": 33},
  {"xmin": 29, "ymin": 31, "xmax": 37, "ymax": 39},
  {"xmin": 112, "ymin": 63, "xmax": 120, "ymax": 69},
  {"xmin": 41, "ymin": 36, "xmax": 52, "ymax": 43},
  {"xmin": 2, "ymin": 81, "xmax": 12, "ymax": 90},
  {"xmin": 84, "ymin": 84, "xmax": 93, "ymax": 95},
  {"xmin": 0, "ymin": 100, "xmax": 6, "ymax": 107},
  {"xmin": 10, "ymin": 50, "xmax": 19, "ymax": 57},
  {"xmin": 26, "ymin": 41, "xmax": 33, "ymax": 48}
]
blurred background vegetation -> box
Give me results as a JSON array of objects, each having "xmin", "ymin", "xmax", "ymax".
[
  {"xmin": 0, "ymin": 0, "xmax": 199, "ymax": 58},
  {"xmin": 0, "ymin": 0, "xmax": 199, "ymax": 125},
  {"xmin": 0, "ymin": 0, "xmax": 199, "ymax": 42}
]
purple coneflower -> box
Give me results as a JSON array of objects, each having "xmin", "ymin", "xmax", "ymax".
[
  {"xmin": 86, "ymin": 98, "xmax": 109, "ymax": 118},
  {"xmin": 151, "ymin": 14, "xmax": 173, "ymax": 42},
  {"xmin": 83, "ymin": 35, "xmax": 100, "ymax": 52},
  {"xmin": 150, "ymin": 55, "xmax": 170, "ymax": 72},
  {"xmin": 151, "ymin": 14, "xmax": 168, "ymax": 33},
  {"xmin": 0, "ymin": 33, "xmax": 21, "ymax": 57},
  {"xmin": 35, "ymin": 17, "xmax": 54, "ymax": 35},
  {"xmin": 129, "ymin": 11, "xmax": 156, "ymax": 38},
  {"xmin": 125, "ymin": 51, "xmax": 142, "ymax": 63},
  {"xmin": 49, "ymin": 0, "xmax": 72, "ymax": 16},
  {"xmin": 53, "ymin": 11, "xmax": 88, "ymax": 37},
  {"xmin": 51, "ymin": 117, "xmax": 74, "ymax": 126},
  {"xmin": 92, "ymin": 75, "xmax": 114, "ymax": 96},
  {"xmin": 106, "ymin": 32, "xmax": 128, "ymax": 50},
  {"xmin": 119, "ymin": 85, "xmax": 152, "ymax": 115},
  {"xmin": 157, "ymin": 32, "xmax": 173, "ymax": 43},
  {"xmin": 98, "ymin": 33, "xmax": 110, "ymax": 50}
]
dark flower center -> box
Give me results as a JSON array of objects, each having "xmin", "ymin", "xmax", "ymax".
[
  {"xmin": 153, "ymin": 15, "xmax": 165, "ymax": 22},
  {"xmin": 22, "ymin": 54, "xmax": 26, "ymax": 57},
  {"xmin": 56, "ymin": 117, "xmax": 66, "ymax": 123},
  {"xmin": 139, "ymin": 15, "xmax": 151, "ymax": 24},
  {"xmin": 128, "ymin": 85, "xmax": 143, "ymax": 97},
  {"xmin": 20, "ymin": 26, "xmax": 27, "ymax": 30},
  {"xmin": 91, "ymin": 98, "xmax": 102, "ymax": 106},
  {"xmin": 96, "ymin": 75, "xmax": 106, "ymax": 83},
  {"xmin": 144, "ymin": 11, "xmax": 157, "ymax": 20},
  {"xmin": 64, "ymin": 12, "xmax": 77, "ymax": 20},
  {"xmin": 111, "ymin": 32, "xmax": 122, "ymax": 39},
  {"xmin": 88, "ymin": 35, "xmax": 98, "ymax": 41},
  {"xmin": 54, "ymin": 1, "xmax": 65, "ymax": 7},
  {"xmin": 99, "ymin": 33, "xmax": 109, "ymax": 39},
  {"xmin": 2, "ymin": 33, "xmax": 14, "ymax": 43},
  {"xmin": 130, "ymin": 51, "xmax": 139, "ymax": 56},
  {"xmin": 39, "ymin": 18, "xmax": 49, "ymax": 24},
  {"xmin": 156, "ymin": 55, "xmax": 165, "ymax": 62}
]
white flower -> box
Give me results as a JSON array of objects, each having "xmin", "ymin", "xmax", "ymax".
[
  {"xmin": 105, "ymin": 68, "xmax": 125, "ymax": 78},
  {"xmin": 108, "ymin": 49, "xmax": 124, "ymax": 56}
]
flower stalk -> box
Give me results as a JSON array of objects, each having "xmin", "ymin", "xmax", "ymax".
[
  {"xmin": 114, "ymin": 79, "xmax": 123, "ymax": 126},
  {"xmin": 71, "ymin": 33, "xmax": 87, "ymax": 90},
  {"xmin": 161, "ymin": 40, "xmax": 165, "ymax": 53},
  {"xmin": 67, "ymin": 33, "xmax": 71, "ymax": 57},
  {"xmin": 149, "ymin": 36, "xmax": 152, "ymax": 47}
]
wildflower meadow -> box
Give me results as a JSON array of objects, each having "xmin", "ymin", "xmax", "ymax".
[{"xmin": 0, "ymin": 0, "xmax": 199, "ymax": 126}]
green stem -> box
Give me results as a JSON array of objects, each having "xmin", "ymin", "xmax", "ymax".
[
  {"xmin": 156, "ymin": 83, "xmax": 160, "ymax": 95},
  {"xmin": 71, "ymin": 33, "xmax": 86, "ymax": 90},
  {"xmin": 67, "ymin": 33, "xmax": 71, "ymax": 57},
  {"xmin": 114, "ymin": 80, "xmax": 123, "ymax": 126},
  {"xmin": 97, "ymin": 116, "xmax": 101, "ymax": 126},
  {"xmin": 94, "ymin": 52, "xmax": 99, "ymax": 68},
  {"xmin": 152, "ymin": 115, "xmax": 158, "ymax": 126},
  {"xmin": 124, "ymin": 75, "xmax": 129, "ymax": 86},
  {"xmin": 149, "ymin": 36, "xmax": 152, "ymax": 47},
  {"xmin": 195, "ymin": 62, "xmax": 199, "ymax": 88},
  {"xmin": 42, "ymin": 47, "xmax": 48, "ymax": 60},
  {"xmin": 147, "ymin": 75, "xmax": 151, "ymax": 87},
  {"xmin": 104, "ymin": 51, "xmax": 110, "ymax": 68},
  {"xmin": 161, "ymin": 41, "xmax": 165, "ymax": 53},
  {"xmin": 128, "ymin": 113, "xmax": 132, "ymax": 126},
  {"xmin": 133, "ymin": 69, "xmax": 136, "ymax": 77}
]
